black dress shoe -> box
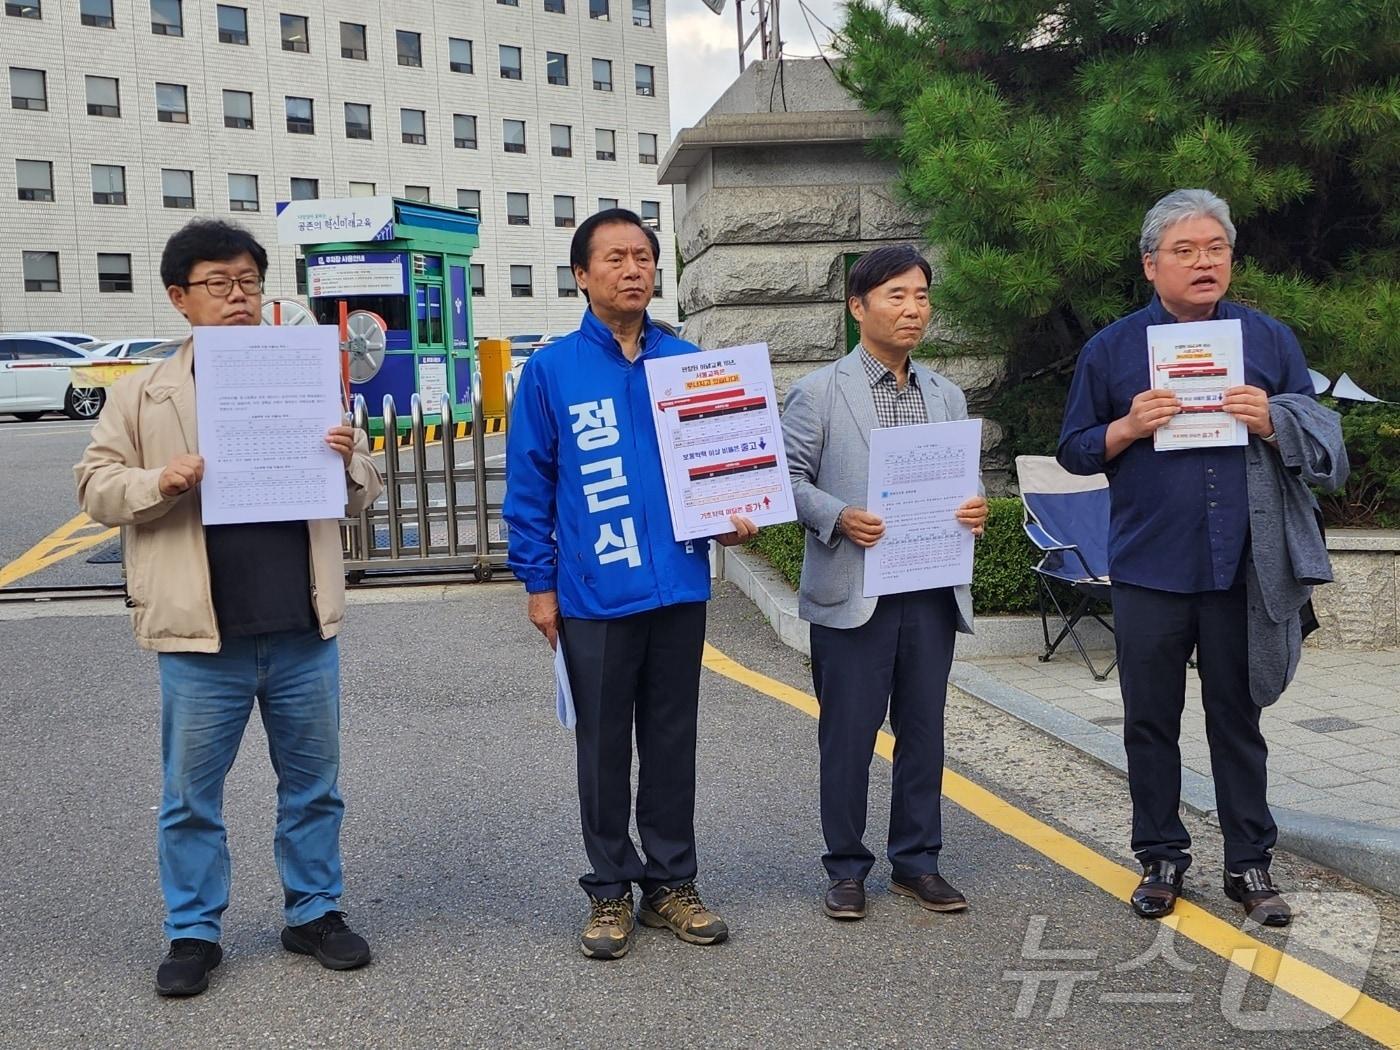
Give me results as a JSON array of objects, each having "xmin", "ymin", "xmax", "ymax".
[
  {"xmin": 889, "ymin": 873, "xmax": 968, "ymax": 912},
  {"xmin": 823, "ymin": 879, "xmax": 866, "ymax": 920},
  {"xmin": 281, "ymin": 911, "xmax": 372, "ymax": 970},
  {"xmin": 1130, "ymin": 860, "xmax": 1184, "ymax": 919},
  {"xmin": 1224, "ymin": 868, "xmax": 1292, "ymax": 927},
  {"xmin": 155, "ymin": 938, "xmax": 222, "ymax": 997}
]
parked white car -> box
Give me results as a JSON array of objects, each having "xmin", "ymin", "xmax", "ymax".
[
  {"xmin": 5, "ymin": 331, "xmax": 97, "ymax": 346},
  {"xmin": 0, "ymin": 335, "xmax": 104, "ymax": 420},
  {"xmin": 79, "ymin": 338, "xmax": 170, "ymax": 359}
]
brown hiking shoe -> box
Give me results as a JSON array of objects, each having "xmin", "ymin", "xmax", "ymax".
[
  {"xmin": 638, "ymin": 883, "xmax": 729, "ymax": 945},
  {"xmin": 581, "ymin": 892, "xmax": 635, "ymax": 960}
]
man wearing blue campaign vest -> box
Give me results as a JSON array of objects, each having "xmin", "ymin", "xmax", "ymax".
[{"xmin": 505, "ymin": 208, "xmax": 757, "ymax": 960}]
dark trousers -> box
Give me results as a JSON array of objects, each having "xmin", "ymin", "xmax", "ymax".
[
  {"xmin": 809, "ymin": 589, "xmax": 958, "ymax": 882},
  {"xmin": 1112, "ymin": 580, "xmax": 1276, "ymax": 874},
  {"xmin": 561, "ymin": 601, "xmax": 706, "ymax": 900}
]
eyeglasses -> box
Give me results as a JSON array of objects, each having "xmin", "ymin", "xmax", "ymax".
[
  {"xmin": 185, "ymin": 275, "xmax": 264, "ymax": 297},
  {"xmin": 1158, "ymin": 244, "xmax": 1231, "ymax": 266}
]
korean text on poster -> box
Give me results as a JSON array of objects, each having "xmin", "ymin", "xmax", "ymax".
[{"xmin": 1148, "ymin": 318, "xmax": 1247, "ymax": 451}]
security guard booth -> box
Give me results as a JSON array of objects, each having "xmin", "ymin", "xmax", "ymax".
[{"xmin": 276, "ymin": 196, "xmax": 481, "ymax": 432}]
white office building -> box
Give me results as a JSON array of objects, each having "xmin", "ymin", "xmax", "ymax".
[{"xmin": 0, "ymin": 0, "xmax": 677, "ymax": 339}]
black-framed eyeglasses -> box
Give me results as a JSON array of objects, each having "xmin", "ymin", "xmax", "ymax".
[{"xmin": 185, "ymin": 275, "xmax": 265, "ymax": 297}]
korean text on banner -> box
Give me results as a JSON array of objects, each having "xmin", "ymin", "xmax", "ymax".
[
  {"xmin": 193, "ymin": 324, "xmax": 348, "ymax": 526},
  {"xmin": 643, "ymin": 343, "xmax": 797, "ymax": 542},
  {"xmin": 1148, "ymin": 318, "xmax": 1247, "ymax": 451}
]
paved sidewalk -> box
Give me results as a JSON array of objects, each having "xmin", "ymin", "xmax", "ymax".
[{"xmin": 962, "ymin": 648, "xmax": 1400, "ymax": 830}]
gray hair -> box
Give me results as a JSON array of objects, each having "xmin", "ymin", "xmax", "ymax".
[{"xmin": 1139, "ymin": 189, "xmax": 1237, "ymax": 256}]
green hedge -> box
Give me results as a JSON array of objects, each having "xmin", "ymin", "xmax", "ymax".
[{"xmin": 746, "ymin": 497, "xmax": 1041, "ymax": 615}]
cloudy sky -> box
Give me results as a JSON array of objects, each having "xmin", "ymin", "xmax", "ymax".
[{"xmin": 665, "ymin": 0, "xmax": 842, "ymax": 135}]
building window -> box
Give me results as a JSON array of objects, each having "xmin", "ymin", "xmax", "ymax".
[
  {"xmin": 80, "ymin": 0, "xmax": 114, "ymax": 28},
  {"xmin": 632, "ymin": 0, "xmax": 651, "ymax": 26},
  {"xmin": 597, "ymin": 196, "xmax": 618, "ymax": 211},
  {"xmin": 290, "ymin": 177, "xmax": 318, "ymax": 200},
  {"xmin": 510, "ymin": 265, "xmax": 533, "ymax": 298},
  {"xmin": 11, "ymin": 68, "xmax": 47, "ymax": 111},
  {"xmin": 636, "ymin": 64, "xmax": 655, "ymax": 96},
  {"xmin": 546, "ymin": 51, "xmax": 568, "ymax": 86},
  {"xmin": 401, "ymin": 108, "xmax": 426, "ymax": 144},
  {"xmin": 345, "ymin": 102, "xmax": 371, "ymax": 139},
  {"xmin": 216, "ymin": 4, "xmax": 246, "ymax": 43},
  {"xmin": 228, "ymin": 172, "xmax": 258, "ymax": 211},
  {"xmin": 506, "ymin": 192, "xmax": 530, "ymax": 226},
  {"xmin": 545, "ymin": 0, "xmax": 565, "ymax": 12},
  {"xmin": 84, "ymin": 75, "xmax": 119, "ymax": 117},
  {"xmin": 223, "ymin": 90, "xmax": 253, "ymax": 129},
  {"xmin": 161, "ymin": 168, "xmax": 194, "ymax": 208},
  {"xmin": 22, "ymin": 251, "xmax": 60, "ymax": 292},
  {"xmin": 156, "ymin": 82, "xmax": 188, "ymax": 124},
  {"xmin": 453, "ymin": 114, "xmax": 477, "ymax": 149},
  {"xmin": 5, "ymin": 1, "xmax": 40, "ymax": 17},
  {"xmin": 653, "ymin": 268, "xmax": 663, "ymax": 298},
  {"xmin": 457, "ymin": 188, "xmax": 480, "ymax": 217},
  {"xmin": 640, "ymin": 200, "xmax": 661, "ymax": 230},
  {"xmin": 550, "ymin": 123, "xmax": 572, "ymax": 158},
  {"xmin": 91, "ymin": 164, "xmax": 126, "ymax": 205},
  {"xmin": 340, "ymin": 21, "xmax": 366, "ymax": 59},
  {"xmin": 16, "ymin": 159, "xmax": 53, "ymax": 202},
  {"xmin": 554, "ymin": 195, "xmax": 575, "ymax": 228},
  {"xmin": 404, "ymin": 185, "xmax": 430, "ymax": 202},
  {"xmin": 639, "ymin": 132, "xmax": 658, "ymax": 164},
  {"xmin": 470, "ymin": 263, "xmax": 484, "ymax": 297},
  {"xmin": 348, "ymin": 180, "xmax": 375, "ymax": 197},
  {"xmin": 498, "ymin": 0, "xmax": 518, "ymax": 6},
  {"xmin": 150, "ymin": 0, "xmax": 182, "ymax": 36},
  {"xmin": 557, "ymin": 266, "xmax": 579, "ymax": 298},
  {"xmin": 595, "ymin": 128, "xmax": 615, "ymax": 161},
  {"xmin": 589, "ymin": 0, "xmax": 608, "ymax": 19},
  {"xmin": 97, "ymin": 252, "xmax": 132, "ymax": 292},
  {"xmin": 503, "ymin": 118, "xmax": 527, "ymax": 154},
  {"xmin": 592, "ymin": 58, "xmax": 613, "ymax": 92},
  {"xmin": 280, "ymin": 13, "xmax": 309, "ymax": 52},
  {"xmin": 285, "ymin": 96, "xmax": 313, "ymax": 134},
  {"xmin": 396, "ymin": 29, "xmax": 422, "ymax": 67},
  {"xmin": 449, "ymin": 37, "xmax": 473, "ymax": 74},
  {"xmin": 499, "ymin": 45, "xmax": 522, "ymax": 80}
]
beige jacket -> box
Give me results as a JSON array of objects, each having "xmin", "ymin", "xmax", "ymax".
[{"xmin": 74, "ymin": 339, "xmax": 383, "ymax": 653}]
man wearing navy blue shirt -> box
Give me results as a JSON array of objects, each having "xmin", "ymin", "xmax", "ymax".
[
  {"xmin": 505, "ymin": 209, "xmax": 756, "ymax": 960},
  {"xmin": 1059, "ymin": 189, "xmax": 1311, "ymax": 926}
]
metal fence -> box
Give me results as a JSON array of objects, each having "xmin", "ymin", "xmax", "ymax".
[{"xmin": 342, "ymin": 370, "xmax": 515, "ymax": 582}]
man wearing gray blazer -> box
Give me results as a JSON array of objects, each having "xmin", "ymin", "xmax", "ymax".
[{"xmin": 782, "ymin": 245, "xmax": 987, "ymax": 921}]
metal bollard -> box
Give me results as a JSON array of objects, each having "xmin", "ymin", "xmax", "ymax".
[
  {"xmin": 441, "ymin": 392, "xmax": 460, "ymax": 557},
  {"xmin": 504, "ymin": 371, "xmax": 516, "ymax": 422},
  {"xmin": 382, "ymin": 394, "xmax": 401, "ymax": 560},
  {"xmin": 410, "ymin": 393, "xmax": 431, "ymax": 558},
  {"xmin": 471, "ymin": 369, "xmax": 490, "ymax": 580}
]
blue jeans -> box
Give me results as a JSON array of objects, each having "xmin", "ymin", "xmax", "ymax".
[{"xmin": 157, "ymin": 630, "xmax": 344, "ymax": 942}]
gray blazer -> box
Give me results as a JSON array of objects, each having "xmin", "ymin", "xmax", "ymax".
[{"xmin": 782, "ymin": 349, "xmax": 977, "ymax": 632}]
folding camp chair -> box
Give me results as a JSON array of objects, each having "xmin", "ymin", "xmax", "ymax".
[{"xmin": 1014, "ymin": 455, "xmax": 1117, "ymax": 681}]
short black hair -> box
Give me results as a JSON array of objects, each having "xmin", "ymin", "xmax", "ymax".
[
  {"xmin": 160, "ymin": 219, "xmax": 269, "ymax": 289},
  {"xmin": 569, "ymin": 208, "xmax": 661, "ymax": 273},
  {"xmin": 846, "ymin": 245, "xmax": 932, "ymax": 303}
]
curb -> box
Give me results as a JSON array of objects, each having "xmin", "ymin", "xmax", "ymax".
[{"xmin": 718, "ymin": 544, "xmax": 1400, "ymax": 899}]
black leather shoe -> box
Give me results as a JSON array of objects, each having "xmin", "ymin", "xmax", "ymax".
[
  {"xmin": 889, "ymin": 873, "xmax": 968, "ymax": 912},
  {"xmin": 1130, "ymin": 860, "xmax": 1185, "ymax": 919},
  {"xmin": 155, "ymin": 938, "xmax": 222, "ymax": 997},
  {"xmin": 1224, "ymin": 868, "xmax": 1292, "ymax": 927},
  {"xmin": 823, "ymin": 879, "xmax": 866, "ymax": 920},
  {"xmin": 281, "ymin": 911, "xmax": 372, "ymax": 970}
]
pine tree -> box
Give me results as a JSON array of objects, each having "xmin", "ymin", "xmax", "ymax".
[{"xmin": 835, "ymin": 0, "xmax": 1400, "ymax": 400}]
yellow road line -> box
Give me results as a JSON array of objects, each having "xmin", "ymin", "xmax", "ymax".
[
  {"xmin": 701, "ymin": 643, "xmax": 1400, "ymax": 1048},
  {"xmin": 0, "ymin": 512, "xmax": 118, "ymax": 589}
]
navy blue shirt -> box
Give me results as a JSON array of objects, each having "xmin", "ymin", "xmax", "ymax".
[{"xmin": 1057, "ymin": 296, "xmax": 1313, "ymax": 594}]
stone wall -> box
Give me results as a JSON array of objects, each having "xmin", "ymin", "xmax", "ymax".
[{"xmin": 1310, "ymin": 531, "xmax": 1400, "ymax": 649}]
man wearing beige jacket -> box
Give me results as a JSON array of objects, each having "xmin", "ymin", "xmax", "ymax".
[{"xmin": 76, "ymin": 219, "xmax": 382, "ymax": 998}]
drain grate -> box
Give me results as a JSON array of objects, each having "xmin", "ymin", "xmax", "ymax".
[{"xmin": 1295, "ymin": 716, "xmax": 1366, "ymax": 734}]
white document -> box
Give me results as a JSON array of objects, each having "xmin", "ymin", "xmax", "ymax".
[
  {"xmin": 554, "ymin": 638, "xmax": 576, "ymax": 730},
  {"xmin": 643, "ymin": 343, "xmax": 797, "ymax": 542},
  {"xmin": 1148, "ymin": 319, "xmax": 1247, "ymax": 451},
  {"xmin": 194, "ymin": 325, "xmax": 348, "ymax": 526},
  {"xmin": 863, "ymin": 418, "xmax": 982, "ymax": 598}
]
